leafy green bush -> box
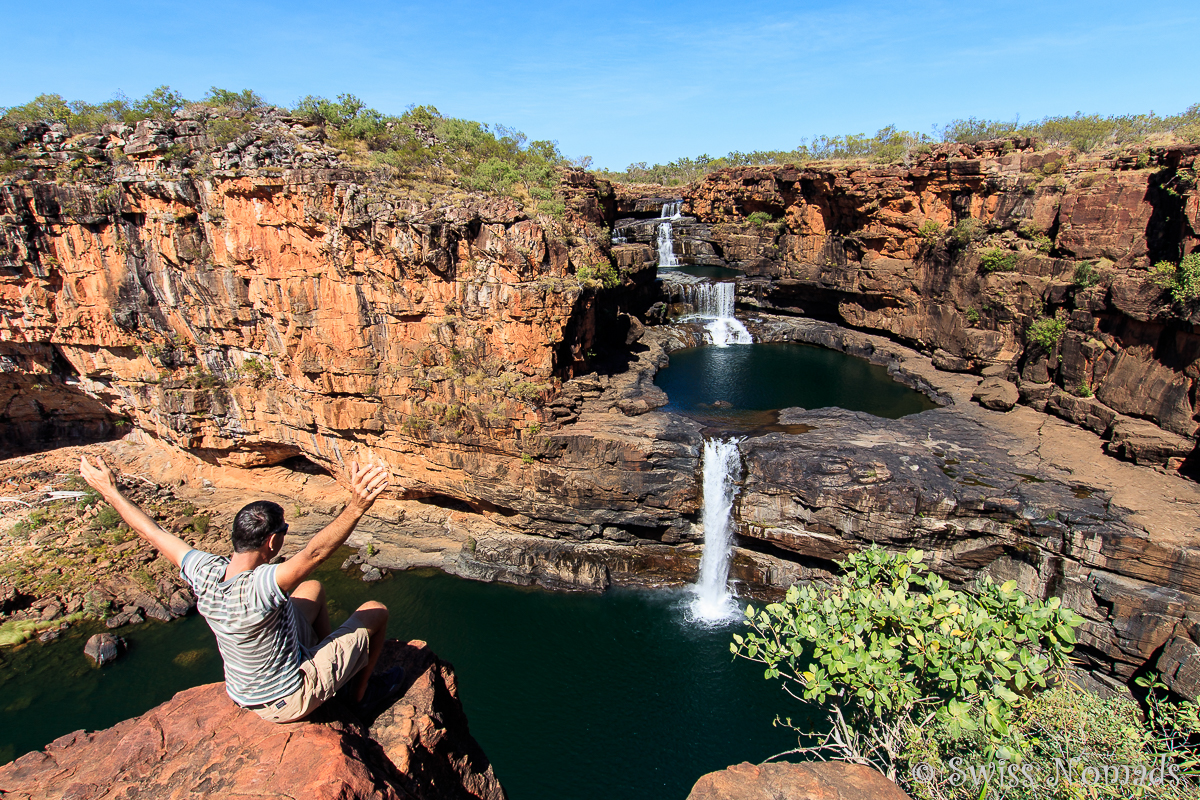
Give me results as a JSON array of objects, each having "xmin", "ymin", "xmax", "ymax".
[
  {"xmin": 1073, "ymin": 261, "xmax": 1101, "ymax": 288},
  {"xmin": 918, "ymin": 220, "xmax": 943, "ymax": 245},
  {"xmin": 979, "ymin": 248, "xmax": 1018, "ymax": 273},
  {"xmin": 747, "ymin": 211, "xmax": 774, "ymax": 228},
  {"xmin": 948, "ymin": 219, "xmax": 985, "ymax": 250},
  {"xmin": 731, "ymin": 546, "xmax": 1082, "ymax": 779},
  {"xmin": 1027, "ymin": 312, "xmax": 1069, "ymax": 351},
  {"xmin": 1150, "ymin": 253, "xmax": 1200, "ymax": 303},
  {"xmin": 965, "ymin": 307, "xmax": 980, "ymax": 326},
  {"xmin": 575, "ymin": 261, "xmax": 619, "ymax": 289},
  {"xmin": 903, "ymin": 676, "xmax": 1200, "ymax": 799}
]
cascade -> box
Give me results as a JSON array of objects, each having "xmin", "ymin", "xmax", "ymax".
[
  {"xmin": 689, "ymin": 438, "xmax": 743, "ymax": 624},
  {"xmin": 678, "ymin": 281, "xmax": 752, "ymax": 347},
  {"xmin": 656, "ymin": 200, "xmax": 682, "ymax": 267}
]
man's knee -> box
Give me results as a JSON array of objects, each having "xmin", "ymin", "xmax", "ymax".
[
  {"xmin": 292, "ymin": 579, "xmax": 325, "ymax": 602},
  {"xmin": 355, "ymin": 600, "xmax": 388, "ymax": 631}
]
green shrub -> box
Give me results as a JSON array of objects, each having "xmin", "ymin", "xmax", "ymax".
[
  {"xmin": 192, "ymin": 515, "xmax": 210, "ymax": 537},
  {"xmin": 1027, "ymin": 312, "xmax": 1069, "ymax": 351},
  {"xmin": 1150, "ymin": 253, "xmax": 1200, "ymax": 303},
  {"xmin": 979, "ymin": 248, "xmax": 1018, "ymax": 273},
  {"xmin": 731, "ymin": 546, "xmax": 1082, "ymax": 780},
  {"xmin": 965, "ymin": 307, "xmax": 980, "ymax": 326},
  {"xmin": 918, "ymin": 220, "xmax": 943, "ymax": 245},
  {"xmin": 1077, "ymin": 383, "xmax": 1094, "ymax": 397},
  {"xmin": 92, "ymin": 506, "xmax": 122, "ymax": 531},
  {"xmin": 239, "ymin": 357, "xmax": 273, "ymax": 387},
  {"xmin": 1073, "ymin": 261, "xmax": 1101, "ymax": 288},
  {"xmin": 903, "ymin": 676, "xmax": 1200, "ymax": 799},
  {"xmin": 948, "ymin": 219, "xmax": 985, "ymax": 249},
  {"xmin": 576, "ymin": 261, "xmax": 619, "ymax": 289},
  {"xmin": 747, "ymin": 211, "xmax": 774, "ymax": 228}
]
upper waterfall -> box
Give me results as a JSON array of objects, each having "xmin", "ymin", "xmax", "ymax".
[{"xmin": 656, "ymin": 200, "xmax": 682, "ymax": 267}]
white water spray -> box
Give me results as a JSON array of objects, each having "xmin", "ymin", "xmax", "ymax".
[
  {"xmin": 656, "ymin": 201, "xmax": 682, "ymax": 267},
  {"xmin": 678, "ymin": 282, "xmax": 752, "ymax": 347},
  {"xmin": 689, "ymin": 438, "xmax": 743, "ymax": 624}
]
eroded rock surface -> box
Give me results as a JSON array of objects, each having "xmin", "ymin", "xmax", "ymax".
[
  {"xmin": 686, "ymin": 761, "xmax": 910, "ymax": 800},
  {"xmin": 0, "ymin": 639, "xmax": 504, "ymax": 800}
]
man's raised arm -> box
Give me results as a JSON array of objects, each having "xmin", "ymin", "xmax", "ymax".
[
  {"xmin": 273, "ymin": 461, "xmax": 390, "ymax": 594},
  {"xmin": 80, "ymin": 455, "xmax": 193, "ymax": 568}
]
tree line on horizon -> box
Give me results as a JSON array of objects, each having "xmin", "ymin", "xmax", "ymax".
[
  {"xmin": 0, "ymin": 87, "xmax": 586, "ymax": 210},
  {"xmin": 2, "ymin": 88, "xmax": 1198, "ymax": 191},
  {"xmin": 597, "ymin": 104, "xmax": 1200, "ymax": 185}
]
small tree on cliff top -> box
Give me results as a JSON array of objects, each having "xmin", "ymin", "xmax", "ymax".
[{"xmin": 731, "ymin": 546, "xmax": 1082, "ymax": 780}]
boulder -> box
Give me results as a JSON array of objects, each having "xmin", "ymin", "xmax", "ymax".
[
  {"xmin": 0, "ymin": 640, "xmax": 505, "ymax": 800},
  {"xmin": 1105, "ymin": 418, "xmax": 1195, "ymax": 468},
  {"xmin": 167, "ymin": 589, "xmax": 196, "ymax": 617},
  {"xmin": 972, "ymin": 378, "xmax": 1019, "ymax": 411},
  {"xmin": 1158, "ymin": 635, "xmax": 1200, "ymax": 698},
  {"xmin": 135, "ymin": 594, "xmax": 172, "ymax": 623},
  {"xmin": 686, "ymin": 761, "xmax": 910, "ymax": 800},
  {"xmin": 83, "ymin": 633, "xmax": 122, "ymax": 666}
]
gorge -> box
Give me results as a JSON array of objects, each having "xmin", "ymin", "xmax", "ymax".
[{"xmin": 2, "ymin": 100, "xmax": 1200, "ymax": 794}]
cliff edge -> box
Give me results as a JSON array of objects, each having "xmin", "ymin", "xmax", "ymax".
[{"xmin": 0, "ymin": 639, "xmax": 505, "ymax": 800}]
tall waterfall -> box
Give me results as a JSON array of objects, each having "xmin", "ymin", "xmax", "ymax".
[
  {"xmin": 689, "ymin": 438, "xmax": 742, "ymax": 624},
  {"xmin": 656, "ymin": 201, "xmax": 682, "ymax": 267},
  {"xmin": 679, "ymin": 282, "xmax": 753, "ymax": 347}
]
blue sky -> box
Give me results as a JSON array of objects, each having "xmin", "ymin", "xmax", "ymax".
[{"xmin": 3, "ymin": 0, "xmax": 1197, "ymax": 169}]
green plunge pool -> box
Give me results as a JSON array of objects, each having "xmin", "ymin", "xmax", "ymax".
[
  {"xmin": 0, "ymin": 556, "xmax": 804, "ymax": 799},
  {"xmin": 654, "ymin": 342, "xmax": 937, "ymax": 430}
]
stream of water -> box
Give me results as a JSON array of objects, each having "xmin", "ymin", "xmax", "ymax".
[{"xmin": 689, "ymin": 439, "xmax": 743, "ymax": 624}]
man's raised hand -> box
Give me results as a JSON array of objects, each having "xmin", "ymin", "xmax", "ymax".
[
  {"xmin": 80, "ymin": 455, "xmax": 119, "ymax": 498},
  {"xmin": 347, "ymin": 461, "xmax": 390, "ymax": 511}
]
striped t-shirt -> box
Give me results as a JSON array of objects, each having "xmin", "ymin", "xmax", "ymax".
[{"xmin": 180, "ymin": 550, "xmax": 302, "ymax": 706}]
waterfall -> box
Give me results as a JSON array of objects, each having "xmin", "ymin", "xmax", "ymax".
[
  {"xmin": 689, "ymin": 438, "xmax": 742, "ymax": 624},
  {"xmin": 656, "ymin": 200, "xmax": 682, "ymax": 267},
  {"xmin": 678, "ymin": 282, "xmax": 753, "ymax": 347}
]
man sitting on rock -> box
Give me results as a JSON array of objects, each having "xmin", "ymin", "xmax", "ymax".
[{"xmin": 80, "ymin": 455, "xmax": 399, "ymax": 723}]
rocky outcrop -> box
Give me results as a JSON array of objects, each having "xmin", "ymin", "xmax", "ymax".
[
  {"xmin": 686, "ymin": 762, "xmax": 910, "ymax": 800},
  {"xmin": 626, "ymin": 142, "xmax": 1200, "ymax": 461},
  {"xmin": 0, "ymin": 639, "xmax": 504, "ymax": 800}
]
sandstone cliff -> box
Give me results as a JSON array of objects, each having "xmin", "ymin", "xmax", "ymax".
[
  {"xmin": 4, "ymin": 113, "xmax": 1200, "ymax": 702},
  {"xmin": 617, "ymin": 141, "xmax": 1200, "ymax": 453},
  {"xmin": 0, "ymin": 639, "xmax": 505, "ymax": 799}
]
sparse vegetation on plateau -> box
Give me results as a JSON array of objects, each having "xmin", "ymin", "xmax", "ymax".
[{"xmin": 596, "ymin": 103, "xmax": 1199, "ymax": 185}]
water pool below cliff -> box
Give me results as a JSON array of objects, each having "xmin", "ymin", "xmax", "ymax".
[
  {"xmin": 0, "ymin": 558, "xmax": 802, "ymax": 798},
  {"xmin": 655, "ymin": 342, "xmax": 937, "ymax": 430}
]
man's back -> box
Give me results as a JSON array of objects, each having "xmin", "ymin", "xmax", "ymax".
[{"xmin": 181, "ymin": 550, "xmax": 303, "ymax": 706}]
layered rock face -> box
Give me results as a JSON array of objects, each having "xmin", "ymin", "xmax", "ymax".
[
  {"xmin": 0, "ymin": 639, "xmax": 505, "ymax": 799},
  {"xmin": 617, "ymin": 142, "xmax": 1200, "ymax": 454},
  {"xmin": 0, "ymin": 110, "xmax": 698, "ymax": 544},
  {"xmin": 5, "ymin": 116, "xmax": 1200, "ymax": 703}
]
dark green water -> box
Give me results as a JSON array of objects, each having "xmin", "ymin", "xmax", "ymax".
[
  {"xmin": 655, "ymin": 342, "xmax": 936, "ymax": 430},
  {"xmin": 0, "ymin": 559, "xmax": 803, "ymax": 798}
]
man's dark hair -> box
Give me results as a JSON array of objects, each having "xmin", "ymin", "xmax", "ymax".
[{"xmin": 231, "ymin": 501, "xmax": 286, "ymax": 553}]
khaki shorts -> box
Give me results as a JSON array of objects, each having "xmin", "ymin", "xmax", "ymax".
[{"xmin": 252, "ymin": 600, "xmax": 372, "ymax": 723}]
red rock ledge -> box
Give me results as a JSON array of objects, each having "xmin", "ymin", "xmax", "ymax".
[
  {"xmin": 686, "ymin": 761, "xmax": 911, "ymax": 800},
  {"xmin": 0, "ymin": 640, "xmax": 505, "ymax": 800}
]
